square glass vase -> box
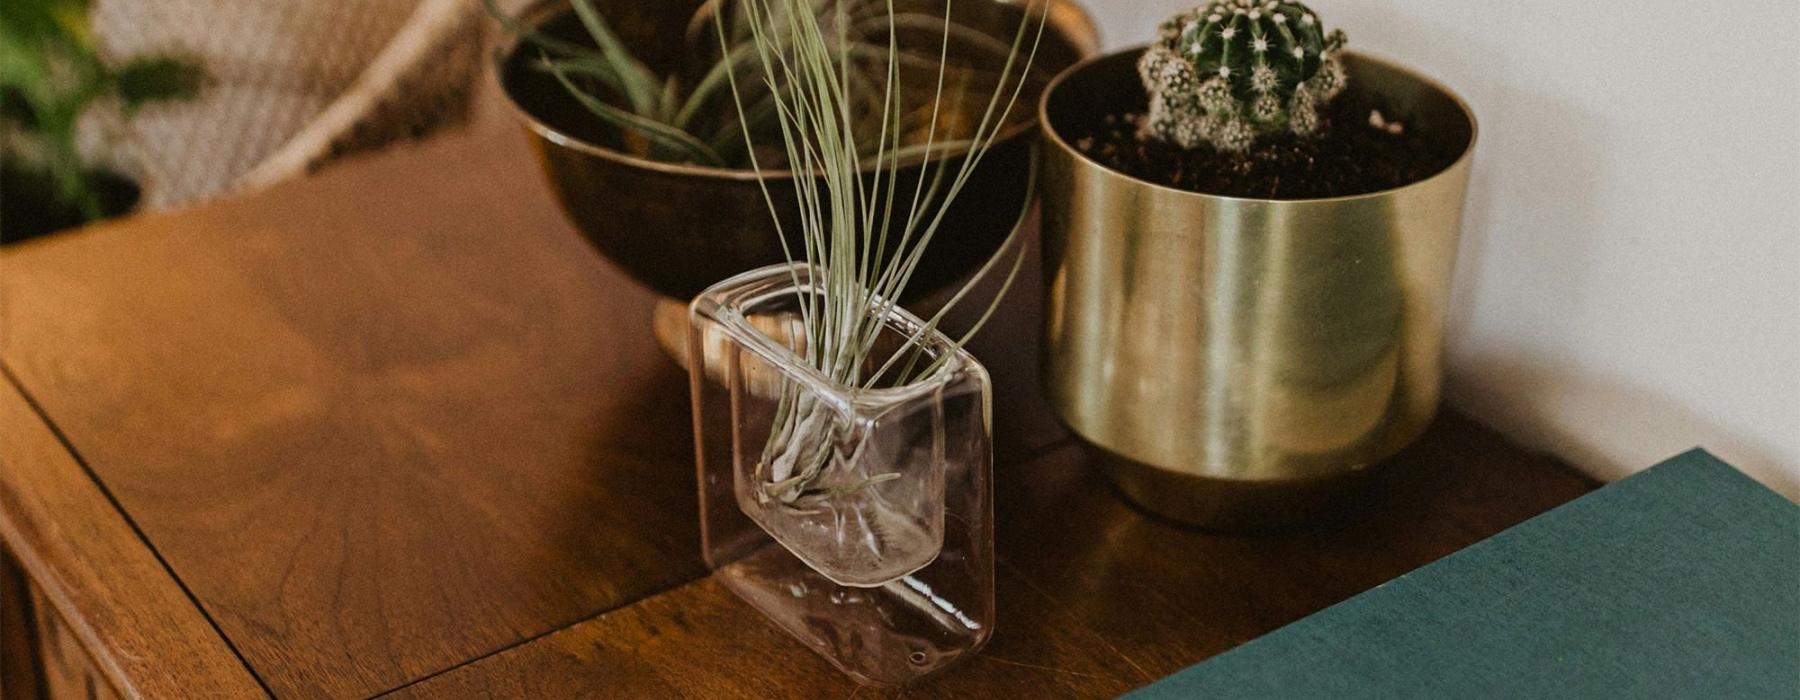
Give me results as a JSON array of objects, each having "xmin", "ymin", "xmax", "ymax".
[{"xmin": 688, "ymin": 264, "xmax": 995, "ymax": 686}]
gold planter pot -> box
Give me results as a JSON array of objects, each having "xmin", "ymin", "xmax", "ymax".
[{"xmin": 1038, "ymin": 49, "xmax": 1478, "ymax": 530}]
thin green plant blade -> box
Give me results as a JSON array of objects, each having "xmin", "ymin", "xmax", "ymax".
[
  {"xmin": 566, "ymin": 0, "xmax": 661, "ymax": 114},
  {"xmin": 543, "ymin": 55, "xmax": 726, "ymax": 166}
]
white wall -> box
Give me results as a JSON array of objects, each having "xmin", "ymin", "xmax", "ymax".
[{"xmin": 1087, "ymin": 1, "xmax": 1800, "ymax": 497}]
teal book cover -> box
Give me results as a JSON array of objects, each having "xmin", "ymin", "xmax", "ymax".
[{"xmin": 1128, "ymin": 449, "xmax": 1800, "ymax": 699}]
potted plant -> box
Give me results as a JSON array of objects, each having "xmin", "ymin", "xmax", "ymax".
[
  {"xmin": 686, "ymin": 0, "xmax": 1048, "ymax": 685},
  {"xmin": 0, "ymin": 0, "xmax": 205, "ymax": 243},
  {"xmin": 1037, "ymin": 0, "xmax": 1478, "ymax": 530},
  {"xmin": 486, "ymin": 0, "xmax": 1096, "ymax": 360}
]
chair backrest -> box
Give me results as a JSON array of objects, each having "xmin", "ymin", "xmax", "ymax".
[{"xmin": 93, "ymin": 0, "xmax": 486, "ymax": 209}]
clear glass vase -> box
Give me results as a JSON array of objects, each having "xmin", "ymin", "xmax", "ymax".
[{"xmin": 688, "ymin": 264, "xmax": 995, "ymax": 686}]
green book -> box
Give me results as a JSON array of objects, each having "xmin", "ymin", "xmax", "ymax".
[{"xmin": 1128, "ymin": 449, "xmax": 1800, "ymax": 699}]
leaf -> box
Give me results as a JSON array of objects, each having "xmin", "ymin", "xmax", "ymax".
[
  {"xmin": 0, "ymin": 0, "xmax": 57, "ymax": 93},
  {"xmin": 659, "ymin": 75, "xmax": 680, "ymax": 123},
  {"xmin": 478, "ymin": 0, "xmax": 605, "ymax": 58},
  {"xmin": 112, "ymin": 55, "xmax": 205, "ymax": 113},
  {"xmin": 0, "ymin": 0, "xmax": 78, "ymax": 46},
  {"xmin": 0, "ymin": 0, "xmax": 104, "ymax": 119},
  {"xmin": 47, "ymin": 0, "xmax": 92, "ymax": 49},
  {"xmin": 543, "ymin": 56, "xmax": 724, "ymax": 167},
  {"xmin": 1, "ymin": 86, "xmax": 39, "ymax": 127},
  {"xmin": 567, "ymin": 0, "xmax": 660, "ymax": 115},
  {"xmin": 0, "ymin": 31, "xmax": 52, "ymax": 96},
  {"xmin": 675, "ymin": 40, "xmax": 764, "ymax": 130},
  {"xmin": 530, "ymin": 55, "xmax": 627, "ymax": 96}
]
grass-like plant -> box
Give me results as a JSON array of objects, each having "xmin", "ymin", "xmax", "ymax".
[
  {"xmin": 488, "ymin": 0, "xmax": 1031, "ymax": 169},
  {"xmin": 718, "ymin": 0, "xmax": 1048, "ymax": 508},
  {"xmin": 1, "ymin": 0, "xmax": 206, "ymax": 221}
]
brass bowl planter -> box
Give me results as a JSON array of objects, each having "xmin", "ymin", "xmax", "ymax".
[
  {"xmin": 497, "ymin": 0, "xmax": 1099, "ymax": 301},
  {"xmin": 1038, "ymin": 48, "xmax": 1478, "ymax": 530}
]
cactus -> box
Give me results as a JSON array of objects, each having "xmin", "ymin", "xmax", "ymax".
[{"xmin": 1138, "ymin": 0, "xmax": 1348, "ymax": 152}]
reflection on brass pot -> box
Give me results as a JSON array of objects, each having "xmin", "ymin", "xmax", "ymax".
[
  {"xmin": 497, "ymin": 0, "xmax": 1099, "ymax": 301},
  {"xmin": 1038, "ymin": 49, "xmax": 1478, "ymax": 530}
]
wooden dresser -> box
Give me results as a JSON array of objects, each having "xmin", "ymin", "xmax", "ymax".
[{"xmin": 0, "ymin": 125, "xmax": 1596, "ymax": 698}]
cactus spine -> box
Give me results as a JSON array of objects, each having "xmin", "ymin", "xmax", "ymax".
[{"xmin": 1139, "ymin": 0, "xmax": 1348, "ymax": 152}]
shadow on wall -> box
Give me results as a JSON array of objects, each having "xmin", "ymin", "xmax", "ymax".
[
  {"xmin": 1328, "ymin": 3, "xmax": 1798, "ymax": 499},
  {"xmin": 1448, "ymin": 357, "xmax": 1799, "ymax": 500},
  {"xmin": 1446, "ymin": 89, "xmax": 1608, "ymax": 372},
  {"xmin": 1319, "ymin": 1, "xmax": 1608, "ymax": 353}
]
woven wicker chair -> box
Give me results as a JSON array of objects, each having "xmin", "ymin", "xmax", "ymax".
[{"xmin": 92, "ymin": 0, "xmax": 487, "ymax": 210}]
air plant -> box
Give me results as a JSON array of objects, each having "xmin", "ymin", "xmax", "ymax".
[
  {"xmin": 487, "ymin": 0, "xmax": 1032, "ymax": 168},
  {"xmin": 718, "ymin": 0, "xmax": 1047, "ymax": 509},
  {"xmin": 1139, "ymin": 0, "xmax": 1347, "ymax": 152}
]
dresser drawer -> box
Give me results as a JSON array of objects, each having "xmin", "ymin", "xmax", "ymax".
[{"xmin": 3, "ymin": 547, "xmax": 119, "ymax": 700}]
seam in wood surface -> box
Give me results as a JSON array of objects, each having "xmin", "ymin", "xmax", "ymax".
[
  {"xmin": 366, "ymin": 438, "xmax": 1079, "ymax": 699},
  {"xmin": 0, "ymin": 361, "xmax": 275, "ymax": 698},
  {"xmin": 367, "ymin": 574, "xmax": 731, "ymax": 699},
  {"xmin": 361, "ymin": 575, "xmax": 700, "ymax": 700}
]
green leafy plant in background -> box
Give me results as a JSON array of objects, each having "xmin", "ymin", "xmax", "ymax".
[
  {"xmin": 1139, "ymin": 0, "xmax": 1346, "ymax": 152},
  {"xmin": 1, "ymin": 0, "xmax": 206, "ymax": 223},
  {"xmin": 486, "ymin": 0, "xmax": 1030, "ymax": 169},
  {"xmin": 720, "ymin": 0, "xmax": 1047, "ymax": 507}
]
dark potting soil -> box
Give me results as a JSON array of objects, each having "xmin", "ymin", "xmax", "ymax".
[{"xmin": 1071, "ymin": 90, "xmax": 1461, "ymax": 200}]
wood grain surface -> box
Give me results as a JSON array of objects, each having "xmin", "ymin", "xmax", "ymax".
[
  {"xmin": 0, "ymin": 125, "xmax": 1597, "ymax": 698},
  {"xmin": 387, "ymin": 413, "xmax": 1594, "ymax": 699},
  {"xmin": 0, "ymin": 132, "xmax": 707, "ymax": 698},
  {"xmin": 0, "ymin": 376, "xmax": 265, "ymax": 697}
]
